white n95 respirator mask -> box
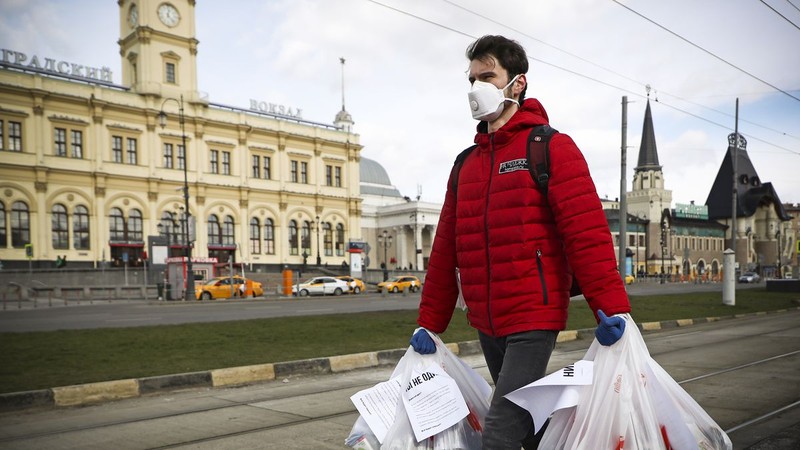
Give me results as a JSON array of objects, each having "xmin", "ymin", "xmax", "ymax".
[{"xmin": 467, "ymin": 74, "xmax": 520, "ymax": 121}]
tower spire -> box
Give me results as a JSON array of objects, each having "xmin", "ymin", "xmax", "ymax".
[{"xmin": 334, "ymin": 57, "xmax": 354, "ymax": 132}]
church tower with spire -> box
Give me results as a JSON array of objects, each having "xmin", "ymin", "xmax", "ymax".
[{"xmin": 627, "ymin": 98, "xmax": 672, "ymax": 223}]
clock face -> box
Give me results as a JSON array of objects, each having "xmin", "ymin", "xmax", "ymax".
[
  {"xmin": 127, "ymin": 4, "xmax": 138, "ymax": 27},
  {"xmin": 158, "ymin": 3, "xmax": 180, "ymax": 27}
]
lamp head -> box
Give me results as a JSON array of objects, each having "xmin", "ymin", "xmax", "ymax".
[{"xmin": 158, "ymin": 111, "xmax": 168, "ymax": 129}]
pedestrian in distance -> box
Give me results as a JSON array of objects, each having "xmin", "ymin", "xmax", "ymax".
[{"xmin": 410, "ymin": 35, "xmax": 631, "ymax": 449}]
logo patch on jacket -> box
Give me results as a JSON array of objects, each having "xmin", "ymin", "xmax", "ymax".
[{"xmin": 498, "ymin": 158, "xmax": 529, "ymax": 174}]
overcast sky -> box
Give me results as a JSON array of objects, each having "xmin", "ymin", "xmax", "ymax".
[{"xmin": 2, "ymin": 0, "xmax": 799, "ymax": 206}]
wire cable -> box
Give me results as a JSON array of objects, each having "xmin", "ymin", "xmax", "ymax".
[
  {"xmin": 609, "ymin": 0, "xmax": 800, "ymax": 103},
  {"xmin": 364, "ymin": 0, "xmax": 799, "ymax": 156},
  {"xmin": 759, "ymin": 0, "xmax": 800, "ymax": 31}
]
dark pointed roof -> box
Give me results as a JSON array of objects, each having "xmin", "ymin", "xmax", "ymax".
[
  {"xmin": 705, "ymin": 133, "xmax": 791, "ymax": 220},
  {"xmin": 635, "ymin": 99, "xmax": 661, "ymax": 172}
]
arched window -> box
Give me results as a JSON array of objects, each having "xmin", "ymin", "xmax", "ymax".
[
  {"xmin": 288, "ymin": 220, "xmax": 298, "ymax": 255},
  {"xmin": 301, "ymin": 221, "xmax": 311, "ymax": 255},
  {"xmin": 73, "ymin": 205, "xmax": 90, "ymax": 250},
  {"xmin": 0, "ymin": 201, "xmax": 6, "ymax": 247},
  {"xmin": 222, "ymin": 215, "xmax": 235, "ymax": 246},
  {"xmin": 336, "ymin": 223, "xmax": 345, "ymax": 256},
  {"xmin": 52, "ymin": 204, "xmax": 69, "ymax": 249},
  {"xmin": 208, "ymin": 214, "xmax": 221, "ymax": 245},
  {"xmin": 264, "ymin": 218, "xmax": 275, "ymax": 255},
  {"xmin": 323, "ymin": 222, "xmax": 333, "ymax": 256},
  {"xmin": 11, "ymin": 201, "xmax": 30, "ymax": 248},
  {"xmin": 109, "ymin": 207, "xmax": 125, "ymax": 241},
  {"xmin": 128, "ymin": 209, "xmax": 143, "ymax": 241},
  {"xmin": 249, "ymin": 218, "xmax": 261, "ymax": 254}
]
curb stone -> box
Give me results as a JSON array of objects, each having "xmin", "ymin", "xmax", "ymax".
[{"xmin": 1, "ymin": 307, "xmax": 798, "ymax": 412}]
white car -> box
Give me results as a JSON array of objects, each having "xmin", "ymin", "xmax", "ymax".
[
  {"xmin": 292, "ymin": 276, "xmax": 350, "ymax": 297},
  {"xmin": 738, "ymin": 272, "xmax": 761, "ymax": 283}
]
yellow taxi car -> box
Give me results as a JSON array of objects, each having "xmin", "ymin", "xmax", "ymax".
[
  {"xmin": 625, "ymin": 274, "xmax": 635, "ymax": 285},
  {"xmin": 196, "ymin": 276, "xmax": 264, "ymax": 300},
  {"xmin": 336, "ymin": 276, "xmax": 366, "ymax": 294},
  {"xmin": 377, "ymin": 275, "xmax": 421, "ymax": 293}
]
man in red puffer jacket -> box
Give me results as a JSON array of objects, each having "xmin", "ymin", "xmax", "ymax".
[{"xmin": 410, "ymin": 35, "xmax": 631, "ymax": 449}]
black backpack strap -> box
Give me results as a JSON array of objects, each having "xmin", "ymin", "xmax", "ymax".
[
  {"xmin": 450, "ymin": 144, "xmax": 477, "ymax": 201},
  {"xmin": 526, "ymin": 125, "xmax": 557, "ymax": 197}
]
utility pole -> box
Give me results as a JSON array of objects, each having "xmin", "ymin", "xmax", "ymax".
[
  {"xmin": 618, "ymin": 96, "xmax": 628, "ymax": 281},
  {"xmin": 724, "ymin": 99, "xmax": 739, "ymax": 306}
]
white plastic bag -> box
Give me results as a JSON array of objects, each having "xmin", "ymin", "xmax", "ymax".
[
  {"xmin": 348, "ymin": 330, "xmax": 490, "ymax": 450},
  {"xmin": 540, "ymin": 314, "xmax": 732, "ymax": 450}
]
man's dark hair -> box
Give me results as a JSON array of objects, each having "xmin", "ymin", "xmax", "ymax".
[{"xmin": 466, "ymin": 35, "xmax": 528, "ymax": 102}]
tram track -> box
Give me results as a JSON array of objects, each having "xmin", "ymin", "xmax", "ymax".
[{"xmin": 1, "ymin": 312, "xmax": 797, "ymax": 448}]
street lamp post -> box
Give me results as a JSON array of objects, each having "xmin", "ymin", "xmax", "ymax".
[
  {"xmin": 158, "ymin": 95, "xmax": 194, "ymax": 301},
  {"xmin": 315, "ymin": 215, "xmax": 322, "ymax": 266},
  {"xmin": 377, "ymin": 230, "xmax": 392, "ymax": 281},
  {"xmin": 660, "ymin": 219, "xmax": 667, "ymax": 284},
  {"xmin": 776, "ymin": 230, "xmax": 781, "ymax": 278}
]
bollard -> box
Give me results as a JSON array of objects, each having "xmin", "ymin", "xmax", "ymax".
[
  {"xmin": 34, "ymin": 296, "xmax": 38, "ymax": 309},
  {"xmin": 76, "ymin": 289, "xmax": 81, "ymax": 305},
  {"xmin": 2, "ymin": 292, "xmax": 6, "ymax": 310},
  {"xmin": 49, "ymin": 291, "xmax": 53, "ymax": 307},
  {"xmin": 402, "ymin": 287, "xmax": 408, "ymax": 297}
]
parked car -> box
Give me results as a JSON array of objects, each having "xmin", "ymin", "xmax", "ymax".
[
  {"xmin": 377, "ymin": 275, "xmax": 421, "ymax": 293},
  {"xmin": 738, "ymin": 272, "xmax": 761, "ymax": 283},
  {"xmin": 196, "ymin": 276, "xmax": 264, "ymax": 300},
  {"xmin": 336, "ymin": 276, "xmax": 366, "ymax": 294},
  {"xmin": 292, "ymin": 276, "xmax": 350, "ymax": 297},
  {"xmin": 624, "ymin": 274, "xmax": 635, "ymax": 285}
]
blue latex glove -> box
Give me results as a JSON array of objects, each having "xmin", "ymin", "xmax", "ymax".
[
  {"xmin": 410, "ymin": 328, "xmax": 436, "ymax": 354},
  {"xmin": 595, "ymin": 310, "xmax": 626, "ymax": 346}
]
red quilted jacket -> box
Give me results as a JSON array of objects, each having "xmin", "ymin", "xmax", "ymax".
[{"xmin": 418, "ymin": 98, "xmax": 630, "ymax": 337}]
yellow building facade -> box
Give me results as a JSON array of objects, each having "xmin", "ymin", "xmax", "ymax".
[{"xmin": 0, "ymin": 0, "xmax": 362, "ymax": 270}]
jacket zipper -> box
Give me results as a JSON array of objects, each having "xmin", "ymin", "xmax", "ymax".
[
  {"xmin": 486, "ymin": 135, "xmax": 496, "ymax": 335},
  {"xmin": 536, "ymin": 249, "xmax": 549, "ymax": 305}
]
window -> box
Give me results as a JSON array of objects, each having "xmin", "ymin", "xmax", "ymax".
[
  {"xmin": 128, "ymin": 209, "xmax": 143, "ymax": 241},
  {"xmin": 52, "ymin": 204, "xmax": 69, "ymax": 249},
  {"xmin": 126, "ymin": 138, "xmax": 138, "ymax": 165},
  {"xmin": 301, "ymin": 221, "xmax": 311, "ymax": 255},
  {"xmin": 335, "ymin": 166, "xmax": 342, "ymax": 187},
  {"xmin": 249, "ymin": 218, "xmax": 261, "ymax": 254},
  {"xmin": 0, "ymin": 201, "xmax": 5, "ymax": 247},
  {"xmin": 252, "ymin": 155, "xmax": 260, "ymax": 178},
  {"xmin": 222, "ymin": 215, "xmax": 235, "ymax": 245},
  {"xmin": 164, "ymin": 143, "xmax": 174, "ymax": 168},
  {"xmin": 289, "ymin": 220, "xmax": 298, "ymax": 255},
  {"xmin": 336, "ymin": 223, "xmax": 345, "ymax": 256},
  {"xmin": 2, "ymin": 121, "xmax": 23, "ymax": 152},
  {"xmin": 210, "ymin": 150, "xmax": 219, "ymax": 174},
  {"xmin": 73, "ymin": 205, "xmax": 90, "ymax": 250},
  {"xmin": 71, "ymin": 130, "xmax": 83, "ymax": 158},
  {"xmin": 323, "ymin": 222, "xmax": 333, "ymax": 256},
  {"xmin": 54, "ymin": 127, "xmax": 83, "ymax": 158},
  {"xmin": 301, "ymin": 162, "xmax": 308, "ymax": 184},
  {"xmin": 264, "ymin": 218, "xmax": 275, "ymax": 254},
  {"xmin": 177, "ymin": 144, "xmax": 185, "ymax": 170},
  {"xmin": 222, "ymin": 151, "xmax": 231, "ymax": 175},
  {"xmin": 55, "ymin": 128, "xmax": 67, "ymax": 157},
  {"xmin": 208, "ymin": 215, "xmax": 221, "ymax": 245},
  {"xmin": 165, "ymin": 62, "xmax": 176, "ymax": 83},
  {"xmin": 263, "ymin": 156, "xmax": 271, "ymax": 180},
  {"xmin": 11, "ymin": 201, "xmax": 30, "ymax": 248},
  {"xmin": 112, "ymin": 136, "xmax": 123, "ymax": 163},
  {"xmin": 109, "ymin": 208, "xmax": 125, "ymax": 241},
  {"xmin": 326, "ymin": 165, "xmax": 333, "ymax": 186},
  {"xmin": 290, "ymin": 160, "xmax": 298, "ymax": 182}
]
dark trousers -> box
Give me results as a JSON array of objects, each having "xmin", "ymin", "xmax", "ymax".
[{"xmin": 479, "ymin": 329, "xmax": 557, "ymax": 450}]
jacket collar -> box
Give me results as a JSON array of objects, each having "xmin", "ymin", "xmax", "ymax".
[{"xmin": 474, "ymin": 98, "xmax": 550, "ymax": 148}]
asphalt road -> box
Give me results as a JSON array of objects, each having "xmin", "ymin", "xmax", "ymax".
[
  {"xmin": 0, "ymin": 281, "xmax": 763, "ymax": 333},
  {"xmin": 0, "ymin": 309, "xmax": 797, "ymax": 449}
]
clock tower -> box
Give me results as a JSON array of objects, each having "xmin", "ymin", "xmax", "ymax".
[{"xmin": 118, "ymin": 0, "xmax": 199, "ymax": 99}]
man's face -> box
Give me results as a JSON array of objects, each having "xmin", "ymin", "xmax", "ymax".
[{"xmin": 468, "ymin": 55, "xmax": 510, "ymax": 90}]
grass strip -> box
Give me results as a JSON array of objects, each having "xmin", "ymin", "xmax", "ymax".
[{"xmin": 1, "ymin": 289, "xmax": 797, "ymax": 394}]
